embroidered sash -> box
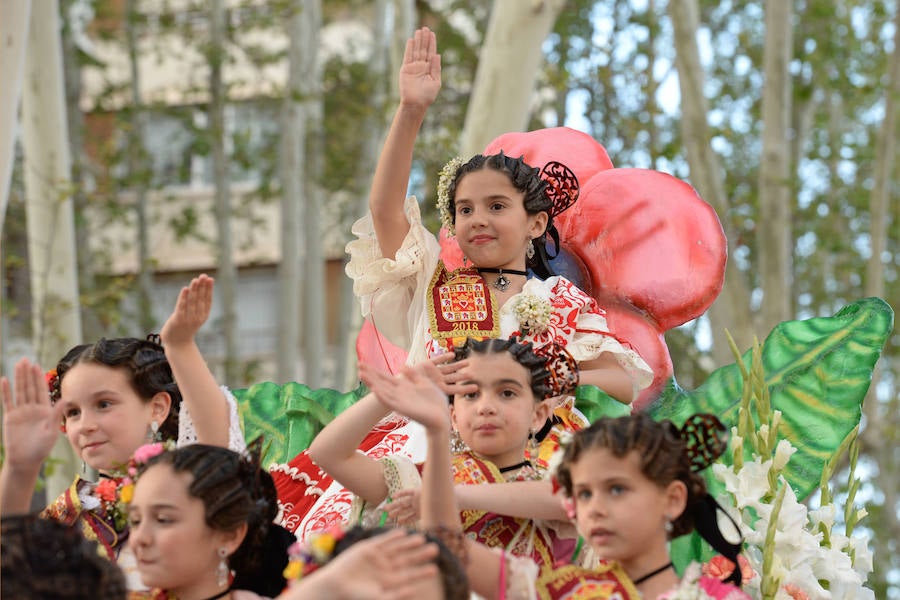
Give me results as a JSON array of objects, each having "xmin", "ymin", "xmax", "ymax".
[
  {"xmin": 41, "ymin": 476, "xmax": 122, "ymax": 561},
  {"xmin": 536, "ymin": 561, "xmax": 640, "ymax": 599},
  {"xmin": 451, "ymin": 452, "xmax": 556, "ymax": 570},
  {"xmin": 427, "ymin": 264, "xmax": 499, "ymax": 352}
]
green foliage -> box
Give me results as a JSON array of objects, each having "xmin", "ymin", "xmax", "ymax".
[
  {"xmin": 648, "ymin": 297, "xmax": 893, "ymax": 499},
  {"xmin": 232, "ymin": 381, "xmax": 366, "ymax": 467}
]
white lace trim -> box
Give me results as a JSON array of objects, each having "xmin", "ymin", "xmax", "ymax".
[
  {"xmin": 345, "ymin": 196, "xmax": 441, "ymax": 362},
  {"xmin": 177, "ymin": 385, "xmax": 247, "ymax": 452},
  {"xmin": 349, "ymin": 455, "xmax": 422, "ymax": 528}
]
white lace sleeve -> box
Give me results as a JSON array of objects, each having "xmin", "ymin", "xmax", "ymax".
[
  {"xmin": 345, "ymin": 196, "xmax": 442, "ymax": 361},
  {"xmin": 177, "ymin": 385, "xmax": 246, "ymax": 452}
]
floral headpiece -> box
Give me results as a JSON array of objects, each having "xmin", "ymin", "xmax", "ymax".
[
  {"xmin": 282, "ymin": 525, "xmax": 347, "ymax": 581},
  {"xmin": 436, "ymin": 156, "xmax": 464, "ymax": 235},
  {"xmin": 435, "ymin": 156, "xmax": 580, "ymax": 237}
]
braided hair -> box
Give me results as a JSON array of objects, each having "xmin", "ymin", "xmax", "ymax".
[
  {"xmin": 446, "ymin": 152, "xmax": 559, "ymax": 279},
  {"xmin": 555, "ymin": 412, "xmax": 707, "ymax": 538},
  {"xmin": 451, "ymin": 337, "xmax": 552, "ymax": 402},
  {"xmin": 139, "ymin": 443, "xmax": 294, "ymax": 597},
  {"xmin": 52, "ymin": 338, "xmax": 181, "ymax": 440}
]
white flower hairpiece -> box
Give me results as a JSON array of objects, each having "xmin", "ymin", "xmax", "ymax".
[
  {"xmin": 511, "ymin": 293, "xmax": 552, "ymax": 335},
  {"xmin": 436, "ymin": 156, "xmax": 464, "ymax": 236}
]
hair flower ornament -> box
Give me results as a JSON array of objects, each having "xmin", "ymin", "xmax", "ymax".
[
  {"xmin": 283, "ymin": 525, "xmax": 347, "ymax": 581},
  {"xmin": 436, "ymin": 156, "xmax": 464, "ymax": 236}
]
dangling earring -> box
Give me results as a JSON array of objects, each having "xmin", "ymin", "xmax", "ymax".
[
  {"xmin": 148, "ymin": 420, "xmax": 161, "ymax": 442},
  {"xmin": 216, "ymin": 547, "xmax": 230, "ymax": 588},
  {"xmin": 526, "ymin": 429, "xmax": 539, "ymax": 459},
  {"xmin": 664, "ymin": 519, "xmax": 674, "ymax": 534},
  {"xmin": 526, "ymin": 238, "xmax": 535, "ymax": 260},
  {"xmin": 463, "ymin": 255, "xmax": 469, "ymax": 267},
  {"xmin": 450, "ymin": 429, "xmax": 469, "ymax": 454}
]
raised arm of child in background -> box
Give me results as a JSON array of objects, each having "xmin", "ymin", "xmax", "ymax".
[
  {"xmin": 0, "ymin": 358, "xmax": 64, "ymax": 515},
  {"xmin": 363, "ymin": 360, "xmax": 527, "ymax": 600},
  {"xmin": 368, "ymin": 26, "xmax": 441, "ymax": 260},
  {"xmin": 308, "ymin": 353, "xmax": 473, "ymax": 508},
  {"xmin": 160, "ymin": 274, "xmax": 244, "ymax": 450}
]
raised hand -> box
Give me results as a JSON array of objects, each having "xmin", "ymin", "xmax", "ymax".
[
  {"xmin": 359, "ymin": 360, "xmax": 453, "ymax": 432},
  {"xmin": 398, "ymin": 26, "xmax": 441, "ymax": 110},
  {"xmin": 160, "ymin": 274, "xmax": 214, "ymax": 348},
  {"xmin": 0, "ymin": 358, "xmax": 64, "ymax": 473},
  {"xmin": 280, "ymin": 529, "xmax": 440, "ymax": 600}
]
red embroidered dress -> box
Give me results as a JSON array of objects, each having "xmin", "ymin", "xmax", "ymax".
[{"xmin": 270, "ymin": 198, "xmax": 652, "ymax": 540}]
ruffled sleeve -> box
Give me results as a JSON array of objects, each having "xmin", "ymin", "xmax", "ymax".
[
  {"xmin": 345, "ymin": 196, "xmax": 442, "ymax": 363},
  {"xmin": 177, "ymin": 385, "xmax": 247, "ymax": 452}
]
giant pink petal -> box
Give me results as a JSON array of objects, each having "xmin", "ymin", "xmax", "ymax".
[
  {"xmin": 484, "ymin": 127, "xmax": 614, "ymax": 185},
  {"xmin": 559, "ymin": 168, "xmax": 726, "ymax": 332},
  {"xmin": 355, "ymin": 319, "xmax": 407, "ymax": 374}
]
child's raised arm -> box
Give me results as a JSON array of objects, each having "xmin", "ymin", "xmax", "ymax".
[
  {"xmin": 307, "ymin": 389, "xmax": 394, "ymax": 506},
  {"xmin": 369, "ymin": 26, "xmax": 441, "ymax": 260},
  {"xmin": 0, "ymin": 358, "xmax": 65, "ymax": 515},
  {"xmin": 159, "ymin": 274, "xmax": 230, "ymax": 447}
]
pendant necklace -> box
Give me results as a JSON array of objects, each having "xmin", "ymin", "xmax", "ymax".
[{"xmin": 478, "ymin": 268, "xmax": 527, "ymax": 292}]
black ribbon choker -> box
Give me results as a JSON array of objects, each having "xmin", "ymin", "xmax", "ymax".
[
  {"xmin": 478, "ymin": 268, "xmax": 528, "ymax": 292},
  {"xmin": 631, "ymin": 561, "xmax": 673, "ymax": 586}
]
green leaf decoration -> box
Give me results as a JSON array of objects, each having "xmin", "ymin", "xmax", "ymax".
[
  {"xmin": 648, "ymin": 297, "xmax": 892, "ymax": 497},
  {"xmin": 575, "ymin": 384, "xmax": 632, "ymax": 422},
  {"xmin": 650, "ymin": 297, "xmax": 893, "ymax": 570},
  {"xmin": 232, "ymin": 382, "xmax": 366, "ymax": 468}
]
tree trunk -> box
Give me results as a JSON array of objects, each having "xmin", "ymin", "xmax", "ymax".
[
  {"xmin": 459, "ymin": 0, "xmax": 565, "ymax": 157},
  {"xmin": 298, "ymin": 0, "xmax": 325, "ymax": 388},
  {"xmin": 667, "ymin": 0, "xmax": 755, "ymax": 364},
  {"xmin": 337, "ymin": 0, "xmax": 393, "ymax": 391},
  {"xmin": 21, "ymin": 0, "xmax": 82, "ymax": 500},
  {"xmin": 0, "ymin": 0, "xmax": 31, "ymax": 231},
  {"xmin": 756, "ymin": 0, "xmax": 794, "ymax": 333},
  {"xmin": 860, "ymin": 0, "xmax": 900, "ymax": 577},
  {"xmin": 277, "ymin": 1, "xmax": 306, "ymax": 383},
  {"xmin": 125, "ymin": 0, "xmax": 156, "ymax": 335},
  {"xmin": 208, "ymin": 0, "xmax": 239, "ymax": 383}
]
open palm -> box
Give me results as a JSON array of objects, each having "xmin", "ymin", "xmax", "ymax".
[
  {"xmin": 398, "ymin": 27, "xmax": 441, "ymax": 109},
  {"xmin": 1, "ymin": 358, "xmax": 64, "ymax": 471}
]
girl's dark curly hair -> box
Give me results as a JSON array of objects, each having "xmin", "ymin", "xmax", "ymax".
[
  {"xmin": 555, "ymin": 412, "xmax": 707, "ymax": 539},
  {"xmin": 140, "ymin": 443, "xmax": 293, "ymax": 597},
  {"xmin": 446, "ymin": 152, "xmax": 559, "ymax": 279},
  {"xmin": 335, "ymin": 526, "xmax": 469, "ymax": 600},
  {"xmin": 452, "ymin": 336, "xmax": 552, "ymax": 401},
  {"xmin": 52, "ymin": 338, "xmax": 181, "ymax": 441}
]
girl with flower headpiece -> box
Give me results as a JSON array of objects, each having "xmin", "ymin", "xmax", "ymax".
[
  {"xmin": 310, "ymin": 337, "xmax": 589, "ymax": 578},
  {"xmin": 0, "ymin": 275, "xmax": 245, "ymax": 590},
  {"xmin": 274, "ymin": 25, "xmax": 653, "ymax": 541}
]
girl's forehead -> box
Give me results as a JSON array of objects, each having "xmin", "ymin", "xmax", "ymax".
[
  {"xmin": 571, "ymin": 447, "xmax": 643, "ymax": 479},
  {"xmin": 462, "ymin": 351, "xmax": 530, "ymax": 382},
  {"xmin": 455, "ymin": 169, "xmax": 519, "ymax": 197}
]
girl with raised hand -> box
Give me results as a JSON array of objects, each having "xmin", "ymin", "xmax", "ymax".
[
  {"xmin": 0, "ymin": 274, "xmax": 244, "ymax": 587},
  {"xmin": 310, "ymin": 337, "xmax": 581, "ymax": 573},
  {"xmin": 278, "ymin": 26, "xmax": 652, "ymax": 537},
  {"xmin": 549, "ymin": 413, "xmax": 750, "ymax": 599}
]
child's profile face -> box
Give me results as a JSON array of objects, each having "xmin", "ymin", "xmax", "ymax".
[
  {"xmin": 60, "ymin": 363, "xmax": 167, "ymax": 472},
  {"xmin": 567, "ymin": 448, "xmax": 681, "ymax": 570},
  {"xmin": 453, "ymin": 169, "xmax": 547, "ymax": 271},
  {"xmin": 128, "ymin": 464, "xmax": 236, "ymax": 596},
  {"xmin": 450, "ymin": 351, "xmax": 549, "ymax": 469}
]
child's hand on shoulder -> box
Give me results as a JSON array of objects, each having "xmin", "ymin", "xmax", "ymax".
[{"xmin": 160, "ymin": 274, "xmax": 214, "ymax": 348}]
